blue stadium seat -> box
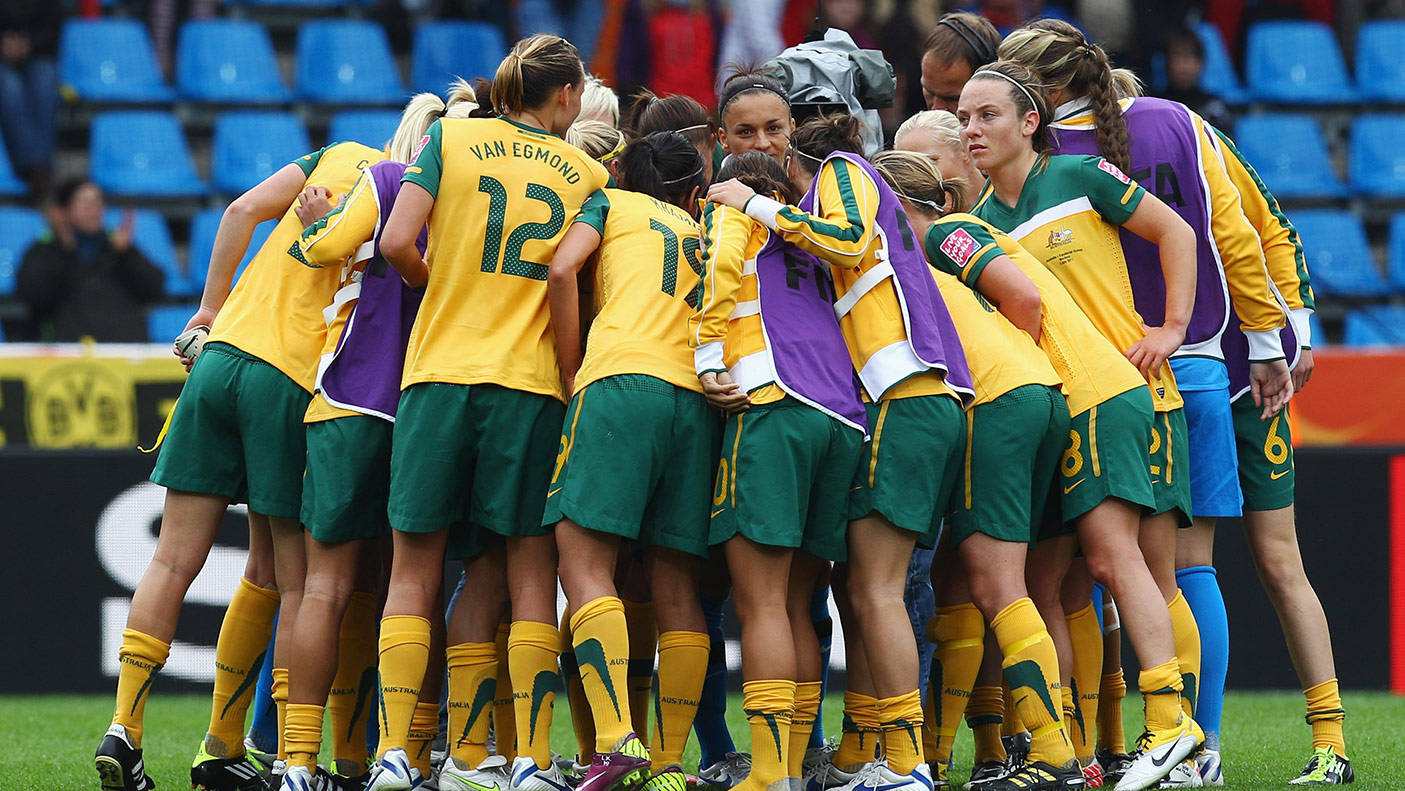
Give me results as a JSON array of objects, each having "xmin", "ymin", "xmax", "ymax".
[
  {"xmin": 101, "ymin": 208, "xmax": 190, "ymax": 296},
  {"xmin": 515, "ymin": 0, "xmax": 567, "ymax": 37},
  {"xmin": 296, "ymin": 21, "xmax": 405, "ymax": 105},
  {"xmin": 147, "ymin": 304, "xmax": 200, "ymax": 344},
  {"xmin": 212, "ymin": 112, "xmax": 312, "ymax": 195},
  {"xmin": 327, "ymin": 110, "xmax": 400, "ymax": 149},
  {"xmin": 1289, "ymin": 209, "xmax": 1390, "ymax": 297},
  {"xmin": 89, "ymin": 112, "xmax": 208, "ymax": 198},
  {"xmin": 1356, "ymin": 21, "xmax": 1405, "ymax": 103},
  {"xmin": 1385, "ymin": 213, "xmax": 1405, "ymax": 292},
  {"xmin": 187, "ymin": 208, "xmax": 276, "ymax": 290},
  {"xmin": 59, "ymin": 19, "xmax": 175, "ymax": 103},
  {"xmin": 1343, "ymin": 305, "xmax": 1405, "ymax": 347},
  {"xmin": 1350, "ymin": 116, "xmax": 1405, "ymax": 198},
  {"xmin": 0, "ymin": 207, "xmax": 47, "ymax": 296},
  {"xmin": 1196, "ymin": 22, "xmax": 1247, "ymax": 104},
  {"xmin": 1245, "ymin": 21, "xmax": 1356, "ymax": 104},
  {"xmin": 411, "ymin": 21, "xmax": 507, "ymax": 95},
  {"xmin": 177, "ymin": 19, "xmax": 291, "ymax": 104},
  {"xmin": 1232, "ymin": 114, "xmax": 1347, "ymax": 199},
  {"xmin": 0, "ymin": 127, "xmax": 28, "ymax": 196},
  {"xmin": 1309, "ymin": 312, "xmax": 1327, "ymax": 347}
]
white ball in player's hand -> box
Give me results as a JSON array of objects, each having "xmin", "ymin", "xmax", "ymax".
[{"xmin": 174, "ymin": 325, "xmax": 210, "ymax": 362}]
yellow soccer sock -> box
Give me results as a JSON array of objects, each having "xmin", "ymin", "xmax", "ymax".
[
  {"xmin": 1060, "ymin": 687, "xmax": 1076, "ymax": 750},
  {"xmin": 878, "ymin": 690, "xmax": 924, "ymax": 774},
  {"xmin": 836, "ymin": 691, "xmax": 880, "ymax": 770},
  {"xmin": 1304, "ymin": 679, "xmax": 1347, "ymax": 757},
  {"xmin": 927, "ymin": 605, "xmax": 984, "ymax": 764},
  {"xmin": 1064, "ymin": 602, "xmax": 1101, "ymax": 762},
  {"xmin": 329, "ymin": 591, "xmax": 377, "ymax": 772},
  {"xmin": 510, "ymin": 620, "xmax": 562, "ymax": 769},
  {"xmin": 409, "ymin": 701, "xmax": 439, "ymax": 777},
  {"xmin": 560, "ymin": 606, "xmax": 596, "ymax": 762},
  {"xmin": 652, "ymin": 631, "xmax": 709, "ymax": 771},
  {"xmin": 377, "ymin": 615, "xmax": 432, "ymax": 756},
  {"xmin": 1097, "ymin": 670, "xmax": 1127, "ymax": 753},
  {"xmin": 623, "ymin": 599, "xmax": 657, "ymax": 747},
  {"xmin": 112, "ymin": 628, "xmax": 171, "ymax": 749},
  {"xmin": 494, "ymin": 623, "xmax": 518, "ymax": 760},
  {"xmin": 284, "ymin": 703, "xmax": 324, "ymax": 772},
  {"xmin": 992, "ymin": 598, "xmax": 1074, "ymax": 768},
  {"xmin": 1138, "ymin": 660, "xmax": 1185, "ymax": 734},
  {"xmin": 741, "ymin": 680, "xmax": 796, "ymax": 789},
  {"xmin": 271, "ymin": 667, "xmax": 290, "ymax": 760},
  {"xmin": 447, "ymin": 642, "xmax": 498, "ymax": 769},
  {"xmin": 571, "ymin": 597, "xmax": 634, "ymax": 752},
  {"xmin": 205, "ymin": 578, "xmax": 280, "ymax": 757},
  {"xmin": 1002, "ymin": 681, "xmax": 1026, "ymax": 736},
  {"xmin": 1168, "ymin": 591, "xmax": 1201, "ymax": 720},
  {"xmin": 788, "ymin": 682, "xmax": 822, "ymax": 776},
  {"xmin": 967, "ymin": 686, "xmax": 1007, "ymax": 764}
]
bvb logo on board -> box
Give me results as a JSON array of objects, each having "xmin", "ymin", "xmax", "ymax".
[{"xmin": 27, "ymin": 363, "xmax": 136, "ymax": 449}]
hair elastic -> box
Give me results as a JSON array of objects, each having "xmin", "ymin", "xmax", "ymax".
[
  {"xmin": 974, "ymin": 68, "xmax": 1041, "ymax": 116},
  {"xmin": 720, "ymin": 81, "xmax": 791, "ymax": 116},
  {"xmin": 788, "ymin": 145, "xmax": 826, "ymax": 166},
  {"xmin": 598, "ymin": 129, "xmax": 627, "ymax": 164},
  {"xmin": 892, "ymin": 189, "xmax": 945, "ymax": 213},
  {"xmin": 662, "ymin": 163, "xmax": 706, "ymax": 185},
  {"xmin": 938, "ymin": 16, "xmax": 997, "ymax": 66},
  {"xmin": 674, "ymin": 122, "xmax": 713, "ymax": 134}
]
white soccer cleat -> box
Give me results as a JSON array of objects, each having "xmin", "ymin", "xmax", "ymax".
[
  {"xmin": 509, "ymin": 755, "xmax": 574, "ymax": 791},
  {"xmin": 441, "ymin": 755, "xmax": 513, "ymax": 791},
  {"xmin": 368, "ymin": 747, "xmax": 424, "ymax": 791},
  {"xmin": 1114, "ymin": 720, "xmax": 1202, "ymax": 791},
  {"xmin": 1156, "ymin": 760, "xmax": 1202, "ymax": 789},
  {"xmin": 699, "ymin": 753, "xmax": 752, "ymax": 790},
  {"xmin": 1193, "ymin": 750, "xmax": 1222, "ymax": 787}
]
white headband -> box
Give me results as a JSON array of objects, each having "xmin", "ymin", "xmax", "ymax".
[{"xmin": 975, "ymin": 69, "xmax": 1040, "ymax": 117}]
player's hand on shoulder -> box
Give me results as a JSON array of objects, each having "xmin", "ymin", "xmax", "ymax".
[{"xmin": 294, "ymin": 186, "xmax": 336, "ymax": 230}]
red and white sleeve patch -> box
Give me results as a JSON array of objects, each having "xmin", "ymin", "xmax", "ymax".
[
  {"xmin": 1097, "ymin": 158, "xmax": 1131, "ymax": 184},
  {"xmin": 940, "ymin": 228, "xmax": 979, "ymax": 268},
  {"xmin": 411, "ymin": 134, "xmax": 431, "ymax": 161}
]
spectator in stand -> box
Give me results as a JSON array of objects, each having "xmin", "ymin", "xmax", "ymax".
[
  {"xmin": 0, "ymin": 0, "xmax": 62, "ymax": 198},
  {"xmin": 16, "ymin": 180, "xmax": 165, "ymax": 343},
  {"xmin": 1161, "ymin": 26, "xmax": 1234, "ymax": 133}
]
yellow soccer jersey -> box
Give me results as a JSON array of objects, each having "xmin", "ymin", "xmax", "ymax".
[
  {"xmin": 689, "ymin": 201, "xmax": 784, "ymax": 405},
  {"xmin": 295, "ymin": 166, "xmax": 383, "ymax": 424},
  {"xmin": 932, "ymin": 269, "xmax": 1061, "ymax": 406},
  {"xmin": 742, "ymin": 156, "xmax": 954, "ymax": 403},
  {"xmin": 1206, "ymin": 124, "xmax": 1316, "ymax": 346},
  {"xmin": 572, "ymin": 188, "xmax": 705, "ymax": 392},
  {"xmin": 971, "ymin": 155, "xmax": 1183, "ymax": 412},
  {"xmin": 207, "ymin": 141, "xmax": 384, "ymax": 392},
  {"xmin": 925, "ymin": 215, "xmax": 1147, "ymax": 417},
  {"xmin": 400, "ymin": 118, "xmax": 610, "ymax": 400}
]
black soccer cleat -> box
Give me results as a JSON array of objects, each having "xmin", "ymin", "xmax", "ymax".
[{"xmin": 95, "ymin": 724, "xmax": 156, "ymax": 791}]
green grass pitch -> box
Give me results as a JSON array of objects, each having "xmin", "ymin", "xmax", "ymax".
[{"xmin": 4, "ymin": 691, "xmax": 1400, "ymax": 790}]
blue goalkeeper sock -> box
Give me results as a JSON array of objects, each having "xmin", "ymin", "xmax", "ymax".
[
  {"xmin": 1177, "ymin": 566, "xmax": 1227, "ymax": 749},
  {"xmin": 1091, "ymin": 584, "xmax": 1106, "ymax": 632},
  {"xmin": 809, "ymin": 586, "xmax": 833, "ymax": 749},
  {"xmin": 246, "ymin": 611, "xmax": 279, "ymax": 754},
  {"xmin": 694, "ymin": 593, "xmax": 736, "ymax": 767}
]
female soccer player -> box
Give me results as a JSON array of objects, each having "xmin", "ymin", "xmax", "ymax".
[
  {"xmin": 545, "ymin": 131, "xmax": 714, "ymax": 791},
  {"xmin": 371, "ymin": 34, "xmax": 610, "ymax": 791},
  {"xmin": 893, "ymin": 110, "xmax": 986, "ymax": 197},
  {"xmin": 96, "ymin": 122, "xmax": 385, "ymax": 791},
  {"xmin": 621, "ymin": 89, "xmax": 720, "ymax": 184},
  {"xmin": 707, "ymin": 115, "xmax": 973, "ymax": 791},
  {"xmin": 275, "ymin": 83, "xmax": 486, "ymax": 791},
  {"xmin": 871, "ymin": 147, "xmax": 1092, "ymax": 791},
  {"xmin": 960, "ymin": 60, "xmax": 1203, "ymax": 791},
  {"xmin": 716, "ymin": 70, "xmax": 795, "ymax": 165},
  {"xmin": 691, "ymin": 150, "xmax": 866, "ymax": 791},
  {"xmin": 998, "ymin": 23, "xmax": 1295, "ymax": 780},
  {"xmin": 567, "ymin": 119, "xmax": 627, "ymax": 176}
]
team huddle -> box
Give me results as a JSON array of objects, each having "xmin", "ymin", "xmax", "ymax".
[{"xmin": 94, "ymin": 13, "xmax": 1352, "ymax": 791}]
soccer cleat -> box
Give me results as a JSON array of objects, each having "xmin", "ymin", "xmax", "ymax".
[
  {"xmin": 367, "ymin": 748, "xmax": 424, "ymax": 791},
  {"xmin": 577, "ymin": 733, "xmax": 651, "ymax": 791},
  {"xmin": 1003, "ymin": 734, "xmax": 1031, "ymax": 770},
  {"xmin": 328, "ymin": 765, "xmax": 373, "ymax": 791},
  {"xmin": 980, "ymin": 761, "xmax": 1085, "ymax": 791},
  {"xmin": 192, "ymin": 740, "xmax": 271, "ymax": 790},
  {"xmin": 1094, "ymin": 751, "xmax": 1133, "ymax": 788},
  {"xmin": 280, "ymin": 765, "xmax": 336, "ymax": 791},
  {"xmin": 846, "ymin": 760, "xmax": 935, "ymax": 791},
  {"xmin": 1081, "ymin": 762, "xmax": 1103, "ymax": 789},
  {"xmin": 440, "ymin": 755, "xmax": 513, "ymax": 791},
  {"xmin": 1191, "ymin": 751, "xmax": 1220, "ymax": 788},
  {"xmin": 928, "ymin": 761, "xmax": 950, "ymax": 791},
  {"xmin": 698, "ymin": 753, "xmax": 752, "ymax": 790},
  {"xmin": 802, "ymin": 743, "xmax": 839, "ymax": 779},
  {"xmin": 1288, "ymin": 748, "xmax": 1354, "ymax": 785},
  {"xmin": 642, "ymin": 765, "xmax": 690, "ymax": 791},
  {"xmin": 246, "ymin": 737, "xmax": 279, "ymax": 783},
  {"xmin": 95, "ymin": 724, "xmax": 157, "ymax": 791},
  {"xmin": 509, "ymin": 756, "xmax": 576, "ymax": 791},
  {"xmin": 965, "ymin": 760, "xmax": 1009, "ymax": 789},
  {"xmin": 1154, "ymin": 761, "xmax": 1201, "ymax": 789},
  {"xmin": 1113, "ymin": 719, "xmax": 1202, "ymax": 791}
]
